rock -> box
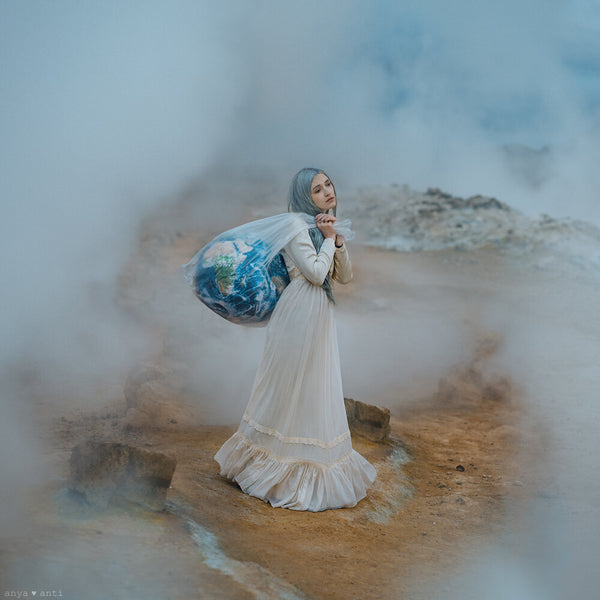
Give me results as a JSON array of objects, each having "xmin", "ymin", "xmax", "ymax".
[
  {"xmin": 124, "ymin": 364, "xmax": 163, "ymax": 410},
  {"xmin": 438, "ymin": 365, "xmax": 513, "ymax": 406},
  {"xmin": 125, "ymin": 379, "xmax": 178, "ymax": 429},
  {"xmin": 123, "ymin": 365, "xmax": 196, "ymax": 430},
  {"xmin": 344, "ymin": 397, "xmax": 391, "ymax": 442},
  {"xmin": 436, "ymin": 334, "xmax": 514, "ymax": 406},
  {"xmin": 425, "ymin": 187, "xmax": 454, "ymax": 200},
  {"xmin": 70, "ymin": 441, "xmax": 176, "ymax": 510},
  {"xmin": 344, "ymin": 183, "xmax": 600, "ymax": 278},
  {"xmin": 465, "ymin": 195, "xmax": 507, "ymax": 211},
  {"xmin": 437, "ymin": 366, "xmax": 484, "ymax": 404}
]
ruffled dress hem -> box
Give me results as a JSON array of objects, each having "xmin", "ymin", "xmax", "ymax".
[{"xmin": 215, "ymin": 432, "xmax": 377, "ymax": 512}]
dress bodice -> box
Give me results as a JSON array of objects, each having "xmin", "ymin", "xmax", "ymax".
[{"xmin": 281, "ymin": 228, "xmax": 353, "ymax": 285}]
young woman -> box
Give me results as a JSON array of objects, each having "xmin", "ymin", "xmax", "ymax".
[{"xmin": 215, "ymin": 168, "xmax": 376, "ymax": 511}]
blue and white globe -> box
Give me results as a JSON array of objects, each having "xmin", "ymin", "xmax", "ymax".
[{"xmin": 192, "ymin": 236, "xmax": 290, "ymax": 325}]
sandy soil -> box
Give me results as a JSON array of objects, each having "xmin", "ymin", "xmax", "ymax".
[{"xmin": 30, "ymin": 378, "xmax": 532, "ymax": 600}]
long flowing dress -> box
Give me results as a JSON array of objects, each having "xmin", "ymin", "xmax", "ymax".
[{"xmin": 215, "ymin": 227, "xmax": 377, "ymax": 511}]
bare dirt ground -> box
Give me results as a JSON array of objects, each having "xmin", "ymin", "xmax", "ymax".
[
  {"xmin": 20, "ymin": 359, "xmax": 535, "ymax": 600},
  {"xmin": 1, "ymin": 218, "xmax": 545, "ymax": 599}
]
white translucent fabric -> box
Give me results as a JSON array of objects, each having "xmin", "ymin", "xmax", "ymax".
[
  {"xmin": 215, "ymin": 229, "xmax": 376, "ymax": 511},
  {"xmin": 182, "ymin": 212, "xmax": 354, "ymax": 288}
]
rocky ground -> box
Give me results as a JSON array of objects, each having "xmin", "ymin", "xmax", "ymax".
[
  {"xmin": 3, "ymin": 322, "xmax": 535, "ymax": 600},
  {"xmin": 3, "ymin": 179, "xmax": 598, "ymax": 599},
  {"xmin": 345, "ymin": 185, "xmax": 600, "ymax": 273}
]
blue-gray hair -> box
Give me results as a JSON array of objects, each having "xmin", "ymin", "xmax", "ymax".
[{"xmin": 288, "ymin": 167, "xmax": 336, "ymax": 303}]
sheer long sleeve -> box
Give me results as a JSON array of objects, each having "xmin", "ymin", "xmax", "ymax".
[
  {"xmin": 332, "ymin": 243, "xmax": 353, "ymax": 284},
  {"xmin": 283, "ymin": 229, "xmax": 336, "ymax": 286}
]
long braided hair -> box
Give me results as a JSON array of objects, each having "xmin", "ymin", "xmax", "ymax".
[{"xmin": 287, "ymin": 167, "xmax": 336, "ymax": 303}]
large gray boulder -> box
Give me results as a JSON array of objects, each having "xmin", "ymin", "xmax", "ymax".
[{"xmin": 70, "ymin": 441, "xmax": 176, "ymax": 510}]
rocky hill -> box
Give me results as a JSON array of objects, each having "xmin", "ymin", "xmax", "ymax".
[{"xmin": 343, "ymin": 185, "xmax": 600, "ymax": 276}]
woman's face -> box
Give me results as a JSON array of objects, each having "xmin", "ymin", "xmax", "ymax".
[{"xmin": 310, "ymin": 172, "xmax": 336, "ymax": 211}]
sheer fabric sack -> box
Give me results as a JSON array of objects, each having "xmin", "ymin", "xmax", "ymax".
[{"xmin": 183, "ymin": 213, "xmax": 353, "ymax": 325}]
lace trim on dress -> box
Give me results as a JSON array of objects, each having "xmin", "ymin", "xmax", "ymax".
[
  {"xmin": 225, "ymin": 432, "xmax": 355, "ymax": 469},
  {"xmin": 242, "ymin": 413, "xmax": 351, "ymax": 449}
]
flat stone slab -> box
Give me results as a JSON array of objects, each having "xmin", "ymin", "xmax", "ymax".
[{"xmin": 70, "ymin": 441, "xmax": 176, "ymax": 510}]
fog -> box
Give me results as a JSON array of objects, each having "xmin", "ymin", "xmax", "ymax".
[
  {"xmin": 1, "ymin": 0, "xmax": 600, "ymax": 598},
  {"xmin": 2, "ymin": 0, "xmax": 600, "ymax": 385},
  {"xmin": 1, "ymin": 2, "xmax": 241, "ymax": 387}
]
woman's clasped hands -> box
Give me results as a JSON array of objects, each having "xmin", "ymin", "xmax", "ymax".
[{"xmin": 315, "ymin": 213, "xmax": 337, "ymax": 239}]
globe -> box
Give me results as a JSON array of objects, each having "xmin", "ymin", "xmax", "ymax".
[{"xmin": 192, "ymin": 236, "xmax": 290, "ymax": 325}]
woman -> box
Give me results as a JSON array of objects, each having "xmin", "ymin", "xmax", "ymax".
[{"xmin": 215, "ymin": 168, "xmax": 376, "ymax": 511}]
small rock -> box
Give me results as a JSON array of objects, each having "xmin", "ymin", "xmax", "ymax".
[
  {"xmin": 124, "ymin": 364, "xmax": 163, "ymax": 410},
  {"xmin": 70, "ymin": 441, "xmax": 176, "ymax": 510},
  {"xmin": 456, "ymin": 464, "xmax": 465, "ymax": 472},
  {"xmin": 344, "ymin": 397, "xmax": 391, "ymax": 442},
  {"xmin": 483, "ymin": 375, "xmax": 513, "ymax": 402},
  {"xmin": 465, "ymin": 195, "xmax": 506, "ymax": 211},
  {"xmin": 124, "ymin": 379, "xmax": 189, "ymax": 430}
]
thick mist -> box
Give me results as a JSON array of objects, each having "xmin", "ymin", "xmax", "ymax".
[
  {"xmin": 2, "ymin": 1, "xmax": 600, "ymax": 597},
  {"xmin": 1, "ymin": 0, "xmax": 245, "ymax": 539},
  {"xmin": 1, "ymin": 2, "xmax": 242, "ymax": 385},
  {"xmin": 2, "ymin": 0, "xmax": 600, "ymax": 397},
  {"xmin": 220, "ymin": 0, "xmax": 600, "ymax": 223}
]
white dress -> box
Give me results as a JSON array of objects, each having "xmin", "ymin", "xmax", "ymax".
[{"xmin": 215, "ymin": 228, "xmax": 377, "ymax": 511}]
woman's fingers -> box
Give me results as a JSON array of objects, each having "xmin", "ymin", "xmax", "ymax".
[
  {"xmin": 316, "ymin": 213, "xmax": 337, "ymax": 223},
  {"xmin": 317, "ymin": 225, "xmax": 336, "ymax": 239}
]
